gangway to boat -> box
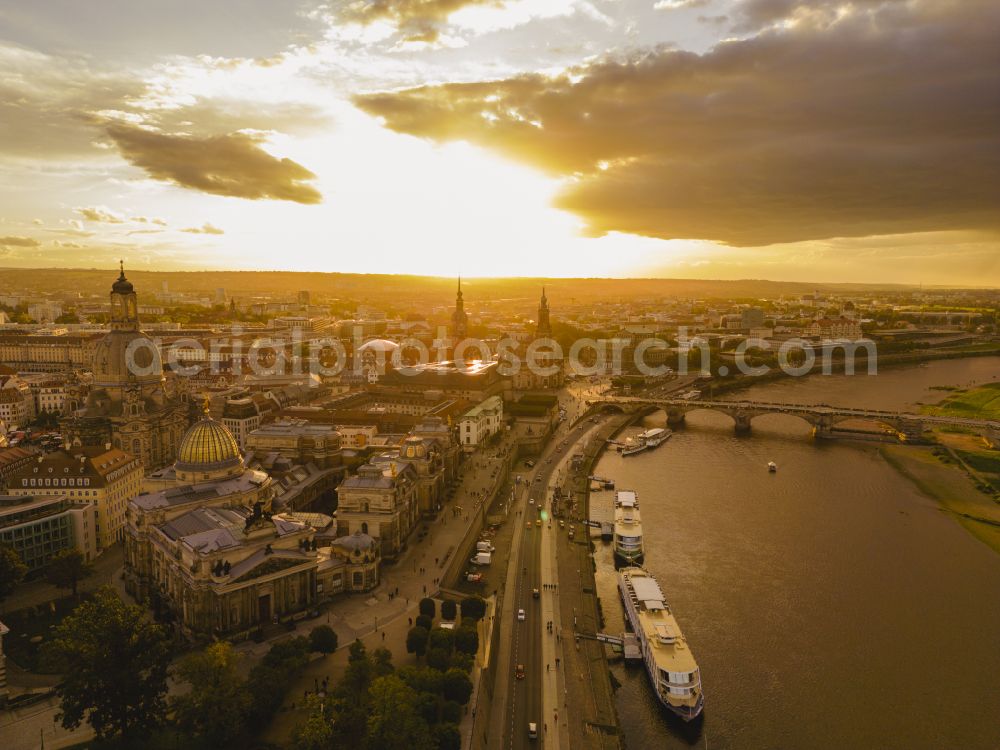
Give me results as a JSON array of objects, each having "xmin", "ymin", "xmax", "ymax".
[
  {"xmin": 583, "ymin": 519, "xmax": 614, "ymax": 538},
  {"xmin": 575, "ymin": 631, "xmax": 642, "ymax": 659}
]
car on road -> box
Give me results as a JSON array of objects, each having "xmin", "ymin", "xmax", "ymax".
[
  {"xmin": 528, "ymin": 722, "xmax": 538, "ymax": 739},
  {"xmin": 529, "ymin": 498, "xmax": 534, "ymax": 505},
  {"xmin": 532, "ymin": 588, "xmax": 539, "ymax": 598},
  {"xmin": 536, "ymin": 519, "xmax": 541, "ymax": 527},
  {"xmin": 559, "ymin": 520, "xmax": 565, "ymax": 529},
  {"xmin": 533, "ymin": 476, "xmax": 542, "ymax": 483},
  {"xmin": 525, "ymin": 460, "xmax": 536, "ymax": 468},
  {"xmin": 526, "ymin": 521, "xmax": 532, "ymax": 529},
  {"xmin": 515, "ymin": 664, "xmax": 525, "ymax": 680},
  {"xmin": 517, "ymin": 608, "xmax": 526, "ymax": 621}
]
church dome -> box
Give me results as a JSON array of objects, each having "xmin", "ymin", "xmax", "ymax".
[
  {"xmin": 92, "ymin": 330, "xmax": 163, "ymax": 387},
  {"xmin": 175, "ymin": 415, "xmax": 243, "ymax": 480},
  {"xmin": 112, "ymin": 272, "xmax": 134, "ymax": 295},
  {"xmin": 358, "ymin": 339, "xmax": 400, "ymax": 353}
]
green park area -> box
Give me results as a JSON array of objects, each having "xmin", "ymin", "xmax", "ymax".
[{"xmin": 923, "ymin": 381, "xmax": 1000, "ymax": 421}]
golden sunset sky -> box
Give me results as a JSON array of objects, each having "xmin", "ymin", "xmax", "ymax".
[{"xmin": 0, "ymin": 0, "xmax": 997, "ymax": 284}]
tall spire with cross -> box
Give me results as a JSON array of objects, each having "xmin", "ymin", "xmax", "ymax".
[
  {"xmin": 536, "ymin": 285, "xmax": 552, "ymax": 338},
  {"xmin": 451, "ymin": 276, "xmax": 468, "ymax": 340}
]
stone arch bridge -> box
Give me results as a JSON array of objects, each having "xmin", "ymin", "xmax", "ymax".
[{"xmin": 586, "ymin": 397, "xmax": 1000, "ymax": 444}]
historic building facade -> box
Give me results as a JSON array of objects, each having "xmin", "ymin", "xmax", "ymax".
[
  {"xmin": 62, "ymin": 265, "xmax": 194, "ymax": 471},
  {"xmin": 125, "ymin": 413, "xmax": 374, "ymax": 640},
  {"xmin": 8, "ymin": 446, "xmax": 143, "ymax": 550},
  {"xmin": 335, "ymin": 461, "xmax": 419, "ymax": 559}
]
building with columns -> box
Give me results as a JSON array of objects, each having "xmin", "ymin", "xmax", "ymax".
[{"xmin": 125, "ymin": 411, "xmax": 376, "ymax": 640}]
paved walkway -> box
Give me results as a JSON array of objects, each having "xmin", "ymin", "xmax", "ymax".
[{"xmin": 0, "ymin": 544, "xmax": 124, "ymax": 617}]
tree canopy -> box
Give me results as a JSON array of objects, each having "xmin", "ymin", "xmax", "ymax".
[
  {"xmin": 42, "ymin": 587, "xmax": 171, "ymax": 742},
  {"xmin": 0, "ymin": 544, "xmax": 27, "ymax": 603},
  {"xmin": 173, "ymin": 641, "xmax": 251, "ymax": 747},
  {"xmin": 45, "ymin": 548, "xmax": 92, "ymax": 597}
]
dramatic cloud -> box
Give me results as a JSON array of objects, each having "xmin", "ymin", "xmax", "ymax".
[
  {"xmin": 356, "ymin": 0, "xmax": 1000, "ymax": 246},
  {"xmin": 181, "ymin": 222, "xmax": 225, "ymax": 234},
  {"xmin": 106, "ymin": 123, "xmax": 322, "ymax": 204},
  {"xmin": 339, "ymin": 0, "xmax": 500, "ymax": 42},
  {"xmin": 76, "ymin": 207, "xmax": 126, "ymax": 223},
  {"xmin": 0, "ymin": 236, "xmax": 41, "ymax": 248}
]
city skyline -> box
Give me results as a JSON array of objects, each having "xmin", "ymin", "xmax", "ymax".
[{"xmin": 1, "ymin": 0, "xmax": 997, "ymax": 284}]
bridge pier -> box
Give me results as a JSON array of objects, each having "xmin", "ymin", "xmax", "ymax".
[
  {"xmin": 733, "ymin": 412, "xmax": 752, "ymax": 435},
  {"xmin": 897, "ymin": 417, "xmax": 926, "ymax": 443},
  {"xmin": 666, "ymin": 406, "xmax": 687, "ymax": 428},
  {"xmin": 814, "ymin": 415, "xmax": 834, "ymax": 440}
]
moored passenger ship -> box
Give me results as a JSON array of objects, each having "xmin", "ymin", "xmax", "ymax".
[
  {"xmin": 618, "ymin": 566, "xmax": 704, "ymax": 721},
  {"xmin": 613, "ymin": 490, "xmax": 643, "ymax": 563}
]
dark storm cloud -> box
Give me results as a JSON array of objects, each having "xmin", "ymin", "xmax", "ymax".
[
  {"xmin": 106, "ymin": 123, "xmax": 322, "ymax": 204},
  {"xmin": 355, "ymin": 0, "xmax": 1000, "ymax": 246}
]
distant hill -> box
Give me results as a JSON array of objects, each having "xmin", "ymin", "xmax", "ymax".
[{"xmin": 0, "ymin": 266, "xmax": 948, "ymax": 307}]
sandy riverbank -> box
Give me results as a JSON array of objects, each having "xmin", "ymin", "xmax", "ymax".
[{"xmin": 881, "ymin": 444, "xmax": 1000, "ymax": 555}]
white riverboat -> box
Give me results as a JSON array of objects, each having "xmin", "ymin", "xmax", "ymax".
[
  {"xmin": 613, "ymin": 490, "xmax": 643, "ymax": 563},
  {"xmin": 618, "ymin": 566, "xmax": 704, "ymax": 721},
  {"xmin": 621, "ymin": 427, "xmax": 671, "ymax": 457},
  {"xmin": 642, "ymin": 427, "xmax": 672, "ymax": 450}
]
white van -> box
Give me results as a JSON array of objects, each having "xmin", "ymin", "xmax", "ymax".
[{"xmin": 527, "ymin": 722, "xmax": 538, "ymax": 740}]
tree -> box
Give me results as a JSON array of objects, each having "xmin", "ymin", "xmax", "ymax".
[
  {"xmin": 428, "ymin": 627, "xmax": 454, "ymax": 654},
  {"xmin": 293, "ymin": 693, "xmax": 336, "ymax": 750},
  {"xmin": 406, "ymin": 626, "xmax": 429, "ymax": 658},
  {"xmin": 440, "ymin": 699, "xmax": 463, "ymax": 724},
  {"xmin": 309, "ymin": 624, "xmax": 339, "ymax": 654},
  {"xmin": 246, "ymin": 637, "xmax": 312, "ymax": 727},
  {"xmin": 173, "ymin": 641, "xmax": 251, "ymax": 747},
  {"xmin": 442, "ymin": 669, "xmax": 473, "ymax": 705},
  {"xmin": 45, "ymin": 549, "xmax": 92, "ymax": 597},
  {"xmin": 372, "ymin": 647, "xmax": 394, "ymax": 678},
  {"xmin": 454, "ymin": 623, "xmax": 479, "ymax": 656},
  {"xmin": 449, "ymin": 652, "xmax": 473, "ymax": 673},
  {"xmin": 426, "ymin": 647, "xmax": 450, "ymax": 672},
  {"xmin": 397, "ymin": 665, "xmax": 443, "ymax": 695},
  {"xmin": 460, "ymin": 596, "xmax": 486, "ymax": 621},
  {"xmin": 440, "ymin": 599, "xmax": 457, "ymax": 621},
  {"xmin": 0, "ymin": 544, "xmax": 27, "ymax": 604},
  {"xmin": 42, "ymin": 587, "xmax": 171, "ymax": 742},
  {"xmin": 415, "ymin": 614, "xmax": 433, "ymax": 631},
  {"xmin": 434, "ymin": 722, "xmax": 462, "ymax": 750},
  {"xmin": 419, "ymin": 597, "xmax": 436, "ymax": 619},
  {"xmin": 366, "ymin": 675, "xmax": 434, "ymax": 750}
]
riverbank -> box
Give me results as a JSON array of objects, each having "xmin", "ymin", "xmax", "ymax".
[
  {"xmin": 704, "ymin": 344, "xmax": 1000, "ymax": 398},
  {"xmin": 554, "ymin": 414, "xmax": 633, "ymax": 750},
  {"xmin": 881, "ymin": 444, "xmax": 1000, "ymax": 554}
]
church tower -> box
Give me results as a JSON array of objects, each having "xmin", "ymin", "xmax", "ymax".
[
  {"xmin": 535, "ymin": 286, "xmax": 552, "ymax": 338},
  {"xmin": 110, "ymin": 260, "xmax": 139, "ymax": 332},
  {"xmin": 451, "ymin": 277, "xmax": 468, "ymax": 340}
]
